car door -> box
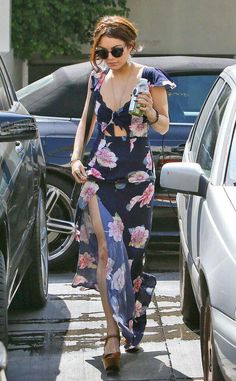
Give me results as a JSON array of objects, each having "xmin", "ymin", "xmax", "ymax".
[
  {"xmin": 0, "ymin": 59, "xmax": 35, "ymax": 285},
  {"xmin": 178, "ymin": 77, "xmax": 232, "ymax": 302}
]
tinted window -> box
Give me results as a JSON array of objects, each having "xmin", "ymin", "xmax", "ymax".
[
  {"xmin": 168, "ymin": 74, "xmax": 217, "ymax": 124},
  {"xmin": 191, "ymin": 78, "xmax": 225, "ymax": 156},
  {"xmin": 225, "ymin": 128, "xmax": 236, "ymax": 186},
  {"xmin": 0, "ymin": 72, "xmax": 10, "ymax": 111},
  {"xmin": 196, "ymin": 82, "xmax": 231, "ymax": 176}
]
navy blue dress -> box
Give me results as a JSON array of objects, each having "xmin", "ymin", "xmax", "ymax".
[{"xmin": 73, "ymin": 66, "xmax": 175, "ymax": 348}]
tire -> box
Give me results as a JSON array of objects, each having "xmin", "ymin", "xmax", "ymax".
[
  {"xmin": 46, "ymin": 173, "xmax": 78, "ymax": 268},
  {"xmin": 201, "ymin": 296, "xmax": 224, "ymax": 381},
  {"xmin": 0, "ymin": 252, "xmax": 7, "ymax": 346},
  {"xmin": 12, "ymin": 190, "xmax": 48, "ymax": 309},
  {"xmin": 179, "ymin": 246, "xmax": 199, "ymax": 327}
]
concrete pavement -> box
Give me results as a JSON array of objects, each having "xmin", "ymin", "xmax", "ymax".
[{"xmin": 6, "ymin": 272, "xmax": 203, "ymax": 381}]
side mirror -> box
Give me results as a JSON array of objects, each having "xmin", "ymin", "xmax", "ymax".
[
  {"xmin": 160, "ymin": 162, "xmax": 209, "ymax": 198},
  {"xmin": 0, "ymin": 114, "xmax": 38, "ymax": 142}
]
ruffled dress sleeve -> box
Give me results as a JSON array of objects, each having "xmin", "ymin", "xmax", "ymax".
[{"xmin": 142, "ymin": 66, "xmax": 176, "ymax": 90}]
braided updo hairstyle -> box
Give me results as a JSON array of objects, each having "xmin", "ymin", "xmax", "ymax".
[{"xmin": 90, "ymin": 15, "xmax": 138, "ymax": 70}]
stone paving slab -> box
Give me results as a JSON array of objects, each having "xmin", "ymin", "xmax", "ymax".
[{"xmin": 6, "ymin": 272, "xmax": 203, "ymax": 381}]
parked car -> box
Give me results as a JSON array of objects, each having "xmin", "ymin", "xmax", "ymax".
[
  {"xmin": 0, "ymin": 342, "xmax": 7, "ymax": 381},
  {"xmin": 17, "ymin": 56, "xmax": 236, "ymax": 268},
  {"xmin": 160, "ymin": 64, "xmax": 236, "ymax": 380},
  {"xmin": 0, "ymin": 56, "xmax": 48, "ymax": 345}
]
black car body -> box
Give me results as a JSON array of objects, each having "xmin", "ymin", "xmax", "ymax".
[
  {"xmin": 17, "ymin": 56, "xmax": 236, "ymax": 269},
  {"xmin": 0, "ymin": 56, "xmax": 48, "ymax": 345}
]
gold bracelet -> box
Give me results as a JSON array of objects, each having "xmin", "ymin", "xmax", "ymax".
[{"xmin": 148, "ymin": 109, "xmax": 159, "ymax": 125}]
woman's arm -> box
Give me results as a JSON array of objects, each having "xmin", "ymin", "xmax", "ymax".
[
  {"xmin": 137, "ymin": 86, "xmax": 170, "ymax": 135},
  {"xmin": 71, "ymin": 75, "xmax": 96, "ymax": 183},
  {"xmin": 71, "ymin": 75, "xmax": 94, "ymax": 162}
]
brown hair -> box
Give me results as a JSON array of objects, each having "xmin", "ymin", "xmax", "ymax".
[{"xmin": 90, "ymin": 15, "xmax": 138, "ymax": 70}]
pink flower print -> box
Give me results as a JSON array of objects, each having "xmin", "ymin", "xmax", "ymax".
[
  {"xmin": 79, "ymin": 224, "xmax": 89, "ymax": 244},
  {"xmin": 128, "ymin": 319, "xmax": 134, "ymax": 333},
  {"xmin": 128, "ymin": 171, "xmax": 149, "ymax": 183},
  {"xmin": 111, "ymin": 265, "xmax": 125, "ymax": 292},
  {"xmin": 126, "ymin": 183, "xmax": 154, "ymax": 211},
  {"xmin": 101, "ymin": 122, "xmax": 108, "ymax": 132},
  {"xmin": 135, "ymin": 300, "xmax": 144, "ymax": 318},
  {"xmin": 72, "ymin": 274, "xmax": 88, "ymax": 287},
  {"xmin": 94, "ymin": 71, "xmax": 106, "ymax": 91},
  {"xmin": 129, "ymin": 138, "xmax": 137, "ymax": 152},
  {"xmin": 145, "ymin": 151, "xmax": 153, "ymax": 170},
  {"xmin": 79, "ymin": 252, "xmax": 96, "ymax": 269},
  {"xmin": 86, "ymin": 167, "xmax": 104, "ymax": 180},
  {"xmin": 133, "ymin": 276, "xmax": 143, "ymax": 293},
  {"xmin": 97, "ymin": 139, "xmax": 106, "ymax": 150},
  {"xmin": 96, "ymin": 146, "xmax": 118, "ymax": 168},
  {"xmin": 129, "ymin": 116, "xmax": 148, "ymax": 137},
  {"xmin": 88, "ymin": 155, "xmax": 96, "ymax": 167},
  {"xmin": 106, "ymin": 258, "xmax": 115, "ymax": 279},
  {"xmin": 129, "ymin": 226, "xmax": 149, "ymax": 248},
  {"xmin": 108, "ymin": 213, "xmax": 124, "ymax": 242},
  {"xmin": 80, "ymin": 181, "xmax": 99, "ymax": 204},
  {"xmin": 126, "ymin": 195, "xmax": 141, "ymax": 212},
  {"xmin": 139, "ymin": 183, "xmax": 154, "ymax": 207},
  {"xmin": 75, "ymin": 226, "xmax": 80, "ymax": 242}
]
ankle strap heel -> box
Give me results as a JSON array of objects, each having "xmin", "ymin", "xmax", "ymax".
[{"xmin": 101, "ymin": 334, "xmax": 121, "ymax": 372}]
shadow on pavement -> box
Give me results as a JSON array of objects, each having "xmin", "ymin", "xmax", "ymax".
[
  {"xmin": 6, "ymin": 291, "xmax": 71, "ymax": 381},
  {"xmin": 86, "ymin": 349, "xmax": 193, "ymax": 380}
]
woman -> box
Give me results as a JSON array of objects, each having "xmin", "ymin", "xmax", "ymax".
[{"xmin": 71, "ymin": 15, "xmax": 175, "ymax": 372}]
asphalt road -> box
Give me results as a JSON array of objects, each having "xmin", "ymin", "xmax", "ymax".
[{"xmin": 6, "ymin": 272, "xmax": 203, "ymax": 381}]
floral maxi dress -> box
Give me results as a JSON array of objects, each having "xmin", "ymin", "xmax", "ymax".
[{"xmin": 73, "ymin": 66, "xmax": 176, "ymax": 348}]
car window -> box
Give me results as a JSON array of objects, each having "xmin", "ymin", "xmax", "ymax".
[
  {"xmin": 168, "ymin": 74, "xmax": 218, "ymax": 124},
  {"xmin": 0, "ymin": 72, "xmax": 10, "ymax": 111},
  {"xmin": 17, "ymin": 74, "xmax": 54, "ymax": 99},
  {"xmin": 225, "ymin": 127, "xmax": 236, "ymax": 185},
  {"xmin": 196, "ymin": 82, "xmax": 231, "ymax": 177},
  {"xmin": 191, "ymin": 78, "xmax": 225, "ymax": 156}
]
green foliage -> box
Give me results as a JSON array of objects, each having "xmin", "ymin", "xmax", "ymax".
[{"xmin": 12, "ymin": 0, "xmax": 129, "ymax": 60}]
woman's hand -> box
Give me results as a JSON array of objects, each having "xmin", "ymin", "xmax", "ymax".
[
  {"xmin": 136, "ymin": 91, "xmax": 156, "ymax": 121},
  {"xmin": 71, "ymin": 159, "xmax": 87, "ymax": 183}
]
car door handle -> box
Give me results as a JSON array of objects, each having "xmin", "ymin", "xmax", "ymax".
[{"xmin": 15, "ymin": 141, "xmax": 24, "ymax": 155}]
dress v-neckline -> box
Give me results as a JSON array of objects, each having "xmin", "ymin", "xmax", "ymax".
[
  {"xmin": 99, "ymin": 92, "xmax": 130, "ymax": 114},
  {"xmin": 98, "ymin": 66, "xmax": 146, "ymax": 113}
]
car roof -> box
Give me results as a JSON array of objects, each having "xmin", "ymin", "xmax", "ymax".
[
  {"xmin": 222, "ymin": 64, "xmax": 236, "ymax": 82},
  {"xmin": 18, "ymin": 55, "xmax": 236, "ymax": 118},
  {"xmin": 134, "ymin": 56, "xmax": 236, "ymax": 74}
]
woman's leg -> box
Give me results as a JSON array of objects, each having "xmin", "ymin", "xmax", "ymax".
[{"xmin": 88, "ymin": 195, "xmax": 120, "ymax": 355}]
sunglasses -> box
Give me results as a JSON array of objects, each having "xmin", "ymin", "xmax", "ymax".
[{"xmin": 95, "ymin": 46, "xmax": 125, "ymax": 60}]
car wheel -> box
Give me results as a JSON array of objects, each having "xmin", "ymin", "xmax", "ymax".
[
  {"xmin": 46, "ymin": 173, "xmax": 77, "ymax": 268},
  {"xmin": 12, "ymin": 190, "xmax": 48, "ymax": 308},
  {"xmin": 201, "ymin": 296, "xmax": 224, "ymax": 381},
  {"xmin": 0, "ymin": 252, "xmax": 7, "ymax": 346},
  {"xmin": 179, "ymin": 246, "xmax": 199, "ymax": 327}
]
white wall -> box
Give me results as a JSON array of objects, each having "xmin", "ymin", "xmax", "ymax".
[
  {"xmin": 0, "ymin": 0, "xmax": 11, "ymax": 53},
  {"xmin": 127, "ymin": 0, "xmax": 236, "ymax": 56},
  {"xmin": 1, "ymin": 50, "xmax": 24, "ymax": 90},
  {"xmin": 0, "ymin": 0, "xmax": 25, "ymax": 90}
]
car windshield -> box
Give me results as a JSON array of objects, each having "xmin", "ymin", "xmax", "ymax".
[
  {"xmin": 168, "ymin": 74, "xmax": 218, "ymax": 124},
  {"xmin": 17, "ymin": 74, "xmax": 54, "ymax": 98}
]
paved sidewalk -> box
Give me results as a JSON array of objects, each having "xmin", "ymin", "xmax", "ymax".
[{"xmin": 7, "ymin": 272, "xmax": 203, "ymax": 381}]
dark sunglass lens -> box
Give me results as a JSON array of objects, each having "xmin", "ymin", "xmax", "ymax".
[
  {"xmin": 111, "ymin": 47, "xmax": 124, "ymax": 57},
  {"xmin": 96, "ymin": 48, "xmax": 108, "ymax": 59}
]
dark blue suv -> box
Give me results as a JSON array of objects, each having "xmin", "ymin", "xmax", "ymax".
[{"xmin": 0, "ymin": 56, "xmax": 48, "ymax": 345}]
